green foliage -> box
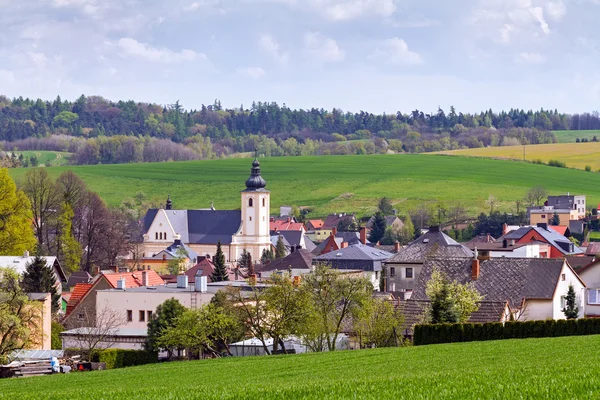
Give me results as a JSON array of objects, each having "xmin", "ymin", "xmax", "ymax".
[
  {"xmin": 146, "ymin": 298, "xmax": 186, "ymax": 354},
  {"xmin": 377, "ymin": 197, "xmax": 394, "ymax": 215},
  {"xmin": 368, "ymin": 212, "xmax": 386, "ymax": 244},
  {"xmin": 275, "ymin": 235, "xmax": 286, "ymax": 259},
  {"xmin": 210, "ymin": 241, "xmax": 228, "ymax": 282},
  {"xmin": 550, "ymin": 212, "xmax": 560, "ymax": 226},
  {"xmin": 51, "ymin": 321, "xmax": 64, "ymax": 350},
  {"xmin": 52, "ymin": 111, "xmax": 79, "ymax": 127},
  {"xmin": 563, "ymin": 284, "xmax": 579, "ymax": 319},
  {"xmin": 167, "ymin": 247, "xmax": 190, "ymax": 275},
  {"xmin": 261, "ymin": 248, "xmax": 274, "ymax": 264},
  {"xmin": 425, "ymin": 269, "xmax": 482, "ymax": 324},
  {"xmin": 548, "ymin": 159, "xmax": 567, "ymax": 168},
  {"xmin": 21, "ymin": 255, "xmax": 60, "ymax": 314},
  {"xmin": 91, "ymin": 349, "xmax": 157, "ymax": 369},
  {"xmin": 57, "ymin": 204, "xmax": 81, "ymax": 274},
  {"xmin": 0, "ymin": 168, "xmax": 36, "ymax": 255},
  {"xmin": 238, "ymin": 249, "xmax": 253, "ymax": 275},
  {"xmin": 353, "ymin": 298, "xmax": 404, "ymax": 348}
]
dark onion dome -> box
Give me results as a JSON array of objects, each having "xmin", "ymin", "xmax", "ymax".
[
  {"xmin": 166, "ymin": 194, "xmax": 172, "ymax": 210},
  {"xmin": 245, "ymin": 157, "xmax": 267, "ymax": 191}
]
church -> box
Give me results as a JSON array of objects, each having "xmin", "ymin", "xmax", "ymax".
[{"xmin": 138, "ymin": 157, "xmax": 272, "ymax": 265}]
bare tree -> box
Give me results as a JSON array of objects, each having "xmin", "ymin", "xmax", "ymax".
[
  {"xmin": 79, "ymin": 192, "xmax": 109, "ymax": 272},
  {"xmin": 97, "ymin": 209, "xmax": 133, "ymax": 268},
  {"xmin": 66, "ymin": 301, "xmax": 125, "ymax": 360},
  {"xmin": 448, "ymin": 203, "xmax": 467, "ymax": 227},
  {"xmin": 525, "ymin": 186, "xmax": 548, "ymax": 206},
  {"xmin": 486, "ymin": 194, "xmax": 499, "ymax": 215}
]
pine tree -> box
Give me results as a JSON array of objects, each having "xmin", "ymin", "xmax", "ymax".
[
  {"xmin": 368, "ymin": 212, "xmax": 387, "ymax": 244},
  {"xmin": 261, "ymin": 248, "xmax": 274, "ymax": 264},
  {"xmin": 275, "ymin": 235, "xmax": 286, "ymax": 258},
  {"xmin": 562, "ymin": 284, "xmax": 579, "ymax": 319},
  {"xmin": 21, "ymin": 255, "xmax": 60, "ymax": 314},
  {"xmin": 239, "ymin": 249, "xmax": 254, "ymax": 275},
  {"xmin": 550, "ymin": 212, "xmax": 560, "ymax": 226},
  {"xmin": 211, "ymin": 241, "xmax": 229, "ymax": 282}
]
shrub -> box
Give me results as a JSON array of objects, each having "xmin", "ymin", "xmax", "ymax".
[
  {"xmin": 586, "ymin": 165, "xmax": 592, "ymax": 172},
  {"xmin": 548, "ymin": 159, "xmax": 567, "ymax": 168},
  {"xmin": 91, "ymin": 349, "xmax": 158, "ymax": 369}
]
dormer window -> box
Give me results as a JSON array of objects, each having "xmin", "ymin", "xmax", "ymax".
[{"xmin": 249, "ymin": 198, "xmax": 254, "ymax": 207}]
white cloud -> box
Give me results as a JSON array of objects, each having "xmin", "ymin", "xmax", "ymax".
[
  {"xmin": 116, "ymin": 38, "xmax": 204, "ymax": 63},
  {"xmin": 27, "ymin": 52, "xmax": 49, "ymax": 69},
  {"xmin": 515, "ymin": 52, "xmax": 545, "ymax": 64},
  {"xmin": 259, "ymin": 35, "xmax": 289, "ymax": 64},
  {"xmin": 529, "ymin": 7, "xmax": 549, "ymax": 34},
  {"xmin": 370, "ymin": 38, "xmax": 422, "ymax": 65},
  {"xmin": 546, "ymin": 1, "xmax": 566, "ymax": 20},
  {"xmin": 184, "ymin": 0, "xmax": 225, "ymax": 13},
  {"xmin": 318, "ymin": 0, "xmax": 397, "ymax": 21},
  {"xmin": 237, "ymin": 66, "xmax": 266, "ymax": 79},
  {"xmin": 304, "ymin": 32, "xmax": 345, "ymax": 62}
]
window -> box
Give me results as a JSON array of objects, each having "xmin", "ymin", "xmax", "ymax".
[
  {"xmin": 249, "ymin": 216, "xmax": 252, "ymax": 221},
  {"xmin": 405, "ymin": 268, "xmax": 413, "ymax": 279},
  {"xmin": 541, "ymin": 214, "xmax": 546, "ymax": 219},
  {"xmin": 390, "ymin": 267, "xmax": 396, "ymax": 277},
  {"xmin": 127, "ymin": 310, "xmax": 133, "ymax": 322},
  {"xmin": 139, "ymin": 310, "xmax": 145, "ymax": 322},
  {"xmin": 249, "ymin": 198, "xmax": 253, "ymax": 207},
  {"xmin": 560, "ymin": 295, "xmax": 566, "ymax": 309},
  {"xmin": 155, "ymin": 232, "xmax": 158, "ymax": 240},
  {"xmin": 561, "ymin": 273, "xmax": 566, "ymax": 281},
  {"xmin": 390, "ymin": 283, "xmax": 396, "ymax": 292},
  {"xmin": 164, "ymin": 232, "xmax": 167, "ymax": 239},
  {"xmin": 77, "ymin": 313, "xmax": 85, "ymax": 321},
  {"xmin": 147, "ymin": 310, "xmax": 153, "ymax": 321},
  {"xmin": 589, "ymin": 289, "xmax": 600, "ymax": 304},
  {"xmin": 262, "ymin": 198, "xmax": 266, "ymax": 207}
]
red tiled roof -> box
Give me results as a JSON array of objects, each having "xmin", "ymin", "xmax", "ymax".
[
  {"xmin": 103, "ymin": 270, "xmax": 164, "ymax": 288},
  {"xmin": 270, "ymin": 221, "xmax": 304, "ymax": 232},
  {"xmin": 65, "ymin": 283, "xmax": 92, "ymax": 316},
  {"xmin": 550, "ymin": 225, "xmax": 568, "ymax": 235},
  {"xmin": 307, "ymin": 219, "xmax": 324, "ymax": 229}
]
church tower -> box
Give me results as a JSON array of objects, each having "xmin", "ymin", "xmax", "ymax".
[{"xmin": 238, "ymin": 153, "xmax": 271, "ymax": 261}]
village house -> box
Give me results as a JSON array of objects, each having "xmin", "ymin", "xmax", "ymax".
[
  {"xmin": 498, "ymin": 223, "xmax": 583, "ymax": 258},
  {"xmin": 366, "ymin": 215, "xmax": 404, "ymax": 232},
  {"xmin": 306, "ymin": 213, "xmax": 357, "ymax": 243},
  {"xmin": 256, "ymin": 249, "xmax": 315, "ymax": 280},
  {"xmin": 411, "ymin": 257, "xmax": 586, "ymax": 321},
  {"xmin": 134, "ymin": 157, "xmax": 272, "ymax": 265},
  {"xmin": 528, "ymin": 194, "xmax": 587, "ymax": 232},
  {"xmin": 464, "ymin": 240, "xmax": 551, "ymax": 259},
  {"xmin": 312, "ymin": 227, "xmax": 370, "ymax": 255},
  {"xmin": 383, "ymin": 227, "xmax": 474, "ymax": 298},
  {"xmin": 127, "ymin": 235, "xmax": 199, "ymax": 273},
  {"xmin": 26, "ymin": 293, "xmax": 53, "ymax": 351},
  {"xmin": 571, "ymin": 259, "xmax": 600, "ymax": 317}
]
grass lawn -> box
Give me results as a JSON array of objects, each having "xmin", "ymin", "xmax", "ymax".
[
  {"xmin": 436, "ymin": 142, "xmax": 600, "ymax": 172},
  {"xmin": 1, "ymin": 335, "xmax": 600, "ymax": 399},
  {"xmin": 8, "ymin": 154, "xmax": 600, "ymax": 218},
  {"xmin": 7, "ymin": 151, "xmax": 71, "ymax": 167},
  {"xmin": 553, "ymin": 129, "xmax": 600, "ymax": 143}
]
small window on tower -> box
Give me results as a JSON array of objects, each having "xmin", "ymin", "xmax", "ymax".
[
  {"xmin": 155, "ymin": 232, "xmax": 158, "ymax": 240},
  {"xmin": 249, "ymin": 198, "xmax": 254, "ymax": 207},
  {"xmin": 262, "ymin": 198, "xmax": 266, "ymax": 207},
  {"xmin": 249, "ymin": 216, "xmax": 252, "ymax": 221}
]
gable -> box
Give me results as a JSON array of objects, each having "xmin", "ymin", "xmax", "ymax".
[{"xmin": 147, "ymin": 210, "xmax": 178, "ymax": 242}]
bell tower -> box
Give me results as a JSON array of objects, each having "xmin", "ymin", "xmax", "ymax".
[{"xmin": 238, "ymin": 151, "xmax": 271, "ymax": 260}]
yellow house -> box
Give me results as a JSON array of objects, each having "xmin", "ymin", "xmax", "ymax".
[
  {"xmin": 529, "ymin": 208, "xmax": 579, "ymax": 226},
  {"xmin": 27, "ymin": 293, "xmax": 52, "ymax": 350}
]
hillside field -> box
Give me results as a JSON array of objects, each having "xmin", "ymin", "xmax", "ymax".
[
  {"xmin": 4, "ymin": 151, "xmax": 71, "ymax": 167},
  {"xmin": 1, "ymin": 335, "xmax": 600, "ymax": 399},
  {"xmin": 436, "ymin": 142, "xmax": 600, "ymax": 172},
  {"xmin": 553, "ymin": 129, "xmax": 600, "ymax": 143},
  {"xmin": 8, "ymin": 154, "xmax": 600, "ymax": 217}
]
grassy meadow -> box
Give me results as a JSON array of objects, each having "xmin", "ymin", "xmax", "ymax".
[
  {"xmin": 1, "ymin": 335, "xmax": 600, "ymax": 399},
  {"xmin": 5, "ymin": 150, "xmax": 71, "ymax": 167},
  {"xmin": 436, "ymin": 142, "xmax": 600, "ymax": 172},
  {"xmin": 8, "ymin": 154, "xmax": 600, "ymax": 217},
  {"xmin": 553, "ymin": 129, "xmax": 600, "ymax": 143}
]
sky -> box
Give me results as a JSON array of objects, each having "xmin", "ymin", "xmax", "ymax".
[{"xmin": 0, "ymin": 0, "xmax": 599, "ymax": 114}]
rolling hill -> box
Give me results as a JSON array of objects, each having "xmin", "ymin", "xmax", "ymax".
[
  {"xmin": 8, "ymin": 154, "xmax": 600, "ymax": 217},
  {"xmin": 0, "ymin": 335, "xmax": 599, "ymax": 399},
  {"xmin": 553, "ymin": 129, "xmax": 600, "ymax": 143}
]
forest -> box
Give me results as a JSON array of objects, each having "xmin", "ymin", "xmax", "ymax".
[{"xmin": 0, "ymin": 94, "xmax": 596, "ymax": 164}]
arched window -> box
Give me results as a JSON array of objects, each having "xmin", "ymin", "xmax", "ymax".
[
  {"xmin": 164, "ymin": 232, "xmax": 167, "ymax": 240},
  {"xmin": 249, "ymin": 216, "xmax": 252, "ymax": 221},
  {"xmin": 248, "ymin": 198, "xmax": 254, "ymax": 207},
  {"xmin": 262, "ymin": 198, "xmax": 266, "ymax": 207},
  {"xmin": 155, "ymin": 232, "xmax": 158, "ymax": 240}
]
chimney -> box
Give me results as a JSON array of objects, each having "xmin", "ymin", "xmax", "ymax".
[
  {"xmin": 502, "ymin": 239, "xmax": 508, "ymax": 248},
  {"xmin": 141, "ymin": 271, "xmax": 149, "ymax": 287},
  {"xmin": 537, "ymin": 223, "xmax": 548, "ymax": 231},
  {"xmin": 341, "ymin": 241, "xmax": 348, "ymax": 248},
  {"xmin": 177, "ymin": 275, "xmax": 188, "ymax": 289},
  {"xmin": 502, "ymin": 223, "xmax": 508, "ymax": 235},
  {"xmin": 471, "ymin": 251, "xmax": 480, "ymax": 280},
  {"xmin": 23, "ymin": 250, "xmax": 29, "ymax": 258},
  {"xmin": 429, "ymin": 226, "xmax": 440, "ymax": 233},
  {"xmin": 173, "ymin": 233, "xmax": 182, "ymax": 246},
  {"xmin": 195, "ymin": 276, "xmax": 207, "ymax": 293},
  {"xmin": 117, "ymin": 277, "xmax": 126, "ymax": 290},
  {"xmin": 394, "ymin": 241, "xmax": 401, "ymax": 252},
  {"xmin": 486, "ymin": 233, "xmax": 491, "ymax": 243},
  {"xmin": 360, "ymin": 226, "xmax": 367, "ymax": 245},
  {"xmin": 332, "ymin": 227, "xmax": 337, "ymax": 236}
]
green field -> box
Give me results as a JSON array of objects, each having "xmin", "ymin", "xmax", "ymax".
[
  {"xmin": 8, "ymin": 154, "xmax": 600, "ymax": 217},
  {"xmin": 553, "ymin": 129, "xmax": 600, "ymax": 143},
  {"xmin": 5, "ymin": 151, "xmax": 71, "ymax": 167},
  {"xmin": 1, "ymin": 335, "xmax": 600, "ymax": 399}
]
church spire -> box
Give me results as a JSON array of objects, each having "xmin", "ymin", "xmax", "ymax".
[
  {"xmin": 166, "ymin": 194, "xmax": 172, "ymax": 210},
  {"xmin": 244, "ymin": 149, "xmax": 267, "ymax": 191}
]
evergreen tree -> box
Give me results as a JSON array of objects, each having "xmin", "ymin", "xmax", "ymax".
[
  {"xmin": 550, "ymin": 212, "xmax": 560, "ymax": 226},
  {"xmin": 21, "ymin": 255, "xmax": 60, "ymax": 314},
  {"xmin": 261, "ymin": 248, "xmax": 274, "ymax": 264},
  {"xmin": 368, "ymin": 212, "xmax": 387, "ymax": 244},
  {"xmin": 211, "ymin": 241, "xmax": 229, "ymax": 282},
  {"xmin": 275, "ymin": 235, "xmax": 286, "ymax": 258},
  {"xmin": 377, "ymin": 197, "xmax": 394, "ymax": 215},
  {"xmin": 428, "ymin": 273, "xmax": 460, "ymax": 324},
  {"xmin": 562, "ymin": 284, "xmax": 579, "ymax": 319},
  {"xmin": 239, "ymin": 249, "xmax": 254, "ymax": 275}
]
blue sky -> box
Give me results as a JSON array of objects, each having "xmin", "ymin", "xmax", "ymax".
[{"xmin": 0, "ymin": 0, "xmax": 599, "ymax": 113}]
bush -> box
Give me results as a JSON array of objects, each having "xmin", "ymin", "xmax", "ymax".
[
  {"xmin": 51, "ymin": 321, "xmax": 64, "ymax": 350},
  {"xmin": 91, "ymin": 349, "xmax": 158, "ymax": 369},
  {"xmin": 548, "ymin": 159, "xmax": 567, "ymax": 168},
  {"xmin": 586, "ymin": 165, "xmax": 592, "ymax": 172}
]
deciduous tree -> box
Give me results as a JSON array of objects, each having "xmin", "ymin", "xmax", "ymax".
[
  {"xmin": 353, "ymin": 298, "xmax": 404, "ymax": 348},
  {"xmin": 0, "ymin": 168, "xmax": 36, "ymax": 255},
  {"xmin": 21, "ymin": 168, "xmax": 59, "ymax": 252},
  {"xmin": 425, "ymin": 269, "xmax": 482, "ymax": 324},
  {"xmin": 146, "ymin": 298, "xmax": 186, "ymax": 357},
  {"xmin": 525, "ymin": 186, "xmax": 548, "ymax": 206}
]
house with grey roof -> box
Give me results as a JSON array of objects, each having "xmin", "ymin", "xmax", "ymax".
[
  {"xmin": 256, "ymin": 249, "xmax": 314, "ymax": 279},
  {"xmin": 499, "ymin": 223, "xmax": 583, "ymax": 258},
  {"xmin": 313, "ymin": 243, "xmax": 393, "ymax": 290},
  {"xmin": 382, "ymin": 227, "xmax": 473, "ymax": 298},
  {"xmin": 135, "ymin": 157, "xmax": 273, "ymax": 266},
  {"xmin": 411, "ymin": 257, "xmax": 586, "ymax": 321}
]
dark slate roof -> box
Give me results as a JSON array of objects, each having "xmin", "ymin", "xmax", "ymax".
[
  {"xmin": 586, "ymin": 242, "xmax": 600, "ymax": 256},
  {"xmin": 501, "ymin": 226, "xmax": 583, "ymax": 255},
  {"xmin": 565, "ymin": 255, "xmax": 596, "ymax": 272},
  {"xmin": 411, "ymin": 257, "xmax": 568, "ymax": 308},
  {"xmin": 143, "ymin": 209, "xmax": 241, "ymax": 245},
  {"xmin": 323, "ymin": 214, "xmax": 355, "ymax": 229},
  {"xmin": 154, "ymin": 240, "xmax": 199, "ymax": 261},
  {"xmin": 311, "ymin": 232, "xmax": 367, "ymax": 255},
  {"xmin": 314, "ymin": 243, "xmax": 393, "ymax": 262},
  {"xmin": 398, "ymin": 299, "xmax": 507, "ymax": 332},
  {"xmin": 303, "ymin": 236, "xmax": 317, "ymax": 252},
  {"xmin": 257, "ymin": 249, "xmax": 314, "ymax": 273},
  {"xmin": 366, "ymin": 215, "xmax": 403, "ymax": 229},
  {"xmin": 385, "ymin": 230, "xmax": 473, "ymax": 264},
  {"xmin": 280, "ymin": 230, "xmax": 303, "ymax": 247},
  {"xmin": 67, "ymin": 270, "xmax": 92, "ymax": 289}
]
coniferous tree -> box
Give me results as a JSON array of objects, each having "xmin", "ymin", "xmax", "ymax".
[
  {"xmin": 368, "ymin": 212, "xmax": 387, "ymax": 244},
  {"xmin": 239, "ymin": 249, "xmax": 254, "ymax": 275},
  {"xmin": 550, "ymin": 212, "xmax": 560, "ymax": 226},
  {"xmin": 261, "ymin": 248, "xmax": 274, "ymax": 264},
  {"xmin": 211, "ymin": 241, "xmax": 229, "ymax": 282},
  {"xmin": 275, "ymin": 235, "xmax": 287, "ymax": 258},
  {"xmin": 21, "ymin": 255, "xmax": 60, "ymax": 314},
  {"xmin": 562, "ymin": 284, "xmax": 579, "ymax": 319}
]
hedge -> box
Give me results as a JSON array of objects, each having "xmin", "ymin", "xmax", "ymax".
[
  {"xmin": 91, "ymin": 349, "xmax": 158, "ymax": 369},
  {"xmin": 414, "ymin": 318, "xmax": 600, "ymax": 346}
]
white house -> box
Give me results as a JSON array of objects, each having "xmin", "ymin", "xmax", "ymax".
[{"xmin": 573, "ymin": 259, "xmax": 600, "ymax": 318}]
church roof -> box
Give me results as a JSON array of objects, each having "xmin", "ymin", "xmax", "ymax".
[{"xmin": 244, "ymin": 156, "xmax": 268, "ymax": 192}]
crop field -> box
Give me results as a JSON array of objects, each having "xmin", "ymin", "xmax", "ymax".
[
  {"xmin": 4, "ymin": 151, "xmax": 71, "ymax": 167},
  {"xmin": 436, "ymin": 142, "xmax": 600, "ymax": 172},
  {"xmin": 8, "ymin": 154, "xmax": 600, "ymax": 217},
  {"xmin": 1, "ymin": 335, "xmax": 600, "ymax": 399},
  {"xmin": 553, "ymin": 129, "xmax": 600, "ymax": 143}
]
